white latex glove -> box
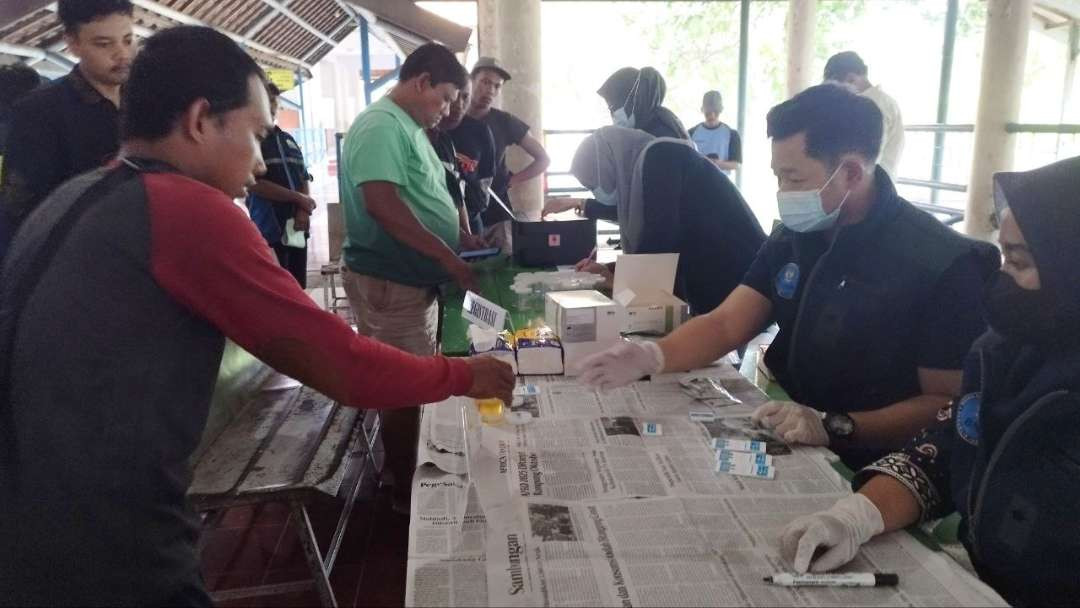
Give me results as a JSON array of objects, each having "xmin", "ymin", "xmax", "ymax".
[
  {"xmin": 751, "ymin": 401, "xmax": 829, "ymax": 446},
  {"xmin": 780, "ymin": 493, "xmax": 885, "ymax": 573},
  {"xmin": 578, "ymin": 340, "xmax": 664, "ymax": 392}
]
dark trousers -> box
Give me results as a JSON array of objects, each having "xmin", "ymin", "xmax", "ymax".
[{"xmin": 272, "ymin": 242, "xmax": 308, "ymax": 288}]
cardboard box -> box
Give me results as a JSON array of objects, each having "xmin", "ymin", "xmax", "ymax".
[
  {"xmin": 545, "ymin": 290, "xmax": 619, "ymax": 376},
  {"xmin": 612, "ymin": 254, "xmax": 689, "ymax": 336}
]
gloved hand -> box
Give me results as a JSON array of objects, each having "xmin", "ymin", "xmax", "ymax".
[
  {"xmin": 751, "ymin": 401, "xmax": 829, "ymax": 446},
  {"xmin": 780, "ymin": 493, "xmax": 885, "ymax": 573},
  {"xmin": 578, "ymin": 340, "xmax": 664, "ymax": 391}
]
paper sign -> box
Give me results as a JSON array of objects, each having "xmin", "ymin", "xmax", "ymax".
[
  {"xmin": 642, "ymin": 422, "xmax": 662, "ymax": 436},
  {"xmin": 462, "ymin": 291, "xmax": 508, "ymax": 331},
  {"xmin": 265, "ymin": 68, "xmax": 297, "ymax": 92}
]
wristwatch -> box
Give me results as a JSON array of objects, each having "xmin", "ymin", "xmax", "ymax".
[{"xmin": 823, "ymin": 412, "xmax": 856, "ymax": 443}]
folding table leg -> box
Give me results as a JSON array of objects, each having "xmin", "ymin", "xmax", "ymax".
[{"xmin": 290, "ymin": 501, "xmax": 337, "ymax": 608}]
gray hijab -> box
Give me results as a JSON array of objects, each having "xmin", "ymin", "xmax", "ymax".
[{"xmin": 570, "ymin": 126, "xmax": 693, "ymax": 252}]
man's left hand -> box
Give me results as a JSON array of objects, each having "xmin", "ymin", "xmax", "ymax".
[
  {"xmin": 752, "ymin": 401, "xmax": 829, "ymax": 446},
  {"xmin": 293, "ymin": 210, "xmax": 311, "ymax": 232}
]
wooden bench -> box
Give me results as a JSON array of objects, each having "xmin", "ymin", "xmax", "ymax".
[{"xmin": 189, "ymin": 379, "xmax": 381, "ymax": 607}]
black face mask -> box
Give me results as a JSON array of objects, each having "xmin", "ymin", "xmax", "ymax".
[{"xmin": 981, "ymin": 271, "xmax": 1071, "ymax": 349}]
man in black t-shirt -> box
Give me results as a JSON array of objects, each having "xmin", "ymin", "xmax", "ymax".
[
  {"xmin": 429, "ymin": 79, "xmax": 494, "ymax": 236},
  {"xmin": 1, "ymin": 0, "xmax": 134, "ymax": 241},
  {"xmin": 448, "ymin": 85, "xmax": 497, "ymax": 234},
  {"xmin": 466, "ymin": 57, "xmax": 550, "ymax": 246}
]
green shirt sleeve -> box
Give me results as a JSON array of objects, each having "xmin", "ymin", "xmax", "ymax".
[{"xmin": 345, "ymin": 110, "xmax": 409, "ymax": 187}]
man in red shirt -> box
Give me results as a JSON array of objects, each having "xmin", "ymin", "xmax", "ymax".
[{"xmin": 0, "ymin": 26, "xmax": 513, "ymax": 606}]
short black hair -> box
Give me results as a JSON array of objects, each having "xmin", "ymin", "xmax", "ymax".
[
  {"xmin": 0, "ymin": 64, "xmax": 41, "ymax": 108},
  {"xmin": 823, "ymin": 51, "xmax": 868, "ymax": 81},
  {"xmin": 766, "ymin": 84, "xmax": 883, "ymax": 165},
  {"xmin": 399, "ymin": 43, "xmax": 467, "ymax": 89},
  {"xmin": 121, "ymin": 26, "xmax": 267, "ymax": 141},
  {"xmin": 58, "ymin": 0, "xmax": 133, "ymax": 34},
  {"xmin": 267, "ymin": 82, "xmax": 282, "ymax": 98}
]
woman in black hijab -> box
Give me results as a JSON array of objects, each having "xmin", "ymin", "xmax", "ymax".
[
  {"xmin": 597, "ymin": 67, "xmax": 690, "ymax": 140},
  {"xmin": 779, "ymin": 156, "xmax": 1080, "ymax": 607},
  {"xmin": 544, "ymin": 126, "xmax": 765, "ymax": 316}
]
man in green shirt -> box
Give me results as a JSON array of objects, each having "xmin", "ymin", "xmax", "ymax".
[{"xmin": 341, "ymin": 42, "xmax": 483, "ymax": 511}]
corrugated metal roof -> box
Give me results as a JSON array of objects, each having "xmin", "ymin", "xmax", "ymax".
[{"xmin": 1, "ymin": 0, "xmax": 471, "ymax": 76}]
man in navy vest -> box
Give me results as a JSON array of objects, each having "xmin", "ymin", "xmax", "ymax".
[{"xmin": 578, "ymin": 85, "xmax": 998, "ymax": 471}]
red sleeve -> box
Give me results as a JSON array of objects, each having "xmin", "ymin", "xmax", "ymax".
[{"xmin": 144, "ymin": 173, "xmax": 472, "ymax": 409}]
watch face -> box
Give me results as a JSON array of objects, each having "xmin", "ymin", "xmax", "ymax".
[{"xmin": 827, "ymin": 414, "xmax": 855, "ymax": 437}]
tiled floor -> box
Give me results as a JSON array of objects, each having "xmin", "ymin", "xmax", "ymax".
[{"xmin": 199, "ymin": 453, "xmax": 409, "ymax": 607}]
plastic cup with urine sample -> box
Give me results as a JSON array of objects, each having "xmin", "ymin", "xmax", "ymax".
[{"xmin": 475, "ymin": 398, "xmax": 505, "ymax": 424}]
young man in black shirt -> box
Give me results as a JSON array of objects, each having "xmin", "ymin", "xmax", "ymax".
[
  {"xmin": 447, "ymin": 81, "xmax": 497, "ymax": 234},
  {"xmin": 1, "ymin": 0, "xmax": 134, "ymax": 234},
  {"xmin": 427, "ymin": 79, "xmax": 489, "ymax": 240},
  {"xmin": 466, "ymin": 57, "xmax": 550, "ymax": 246}
]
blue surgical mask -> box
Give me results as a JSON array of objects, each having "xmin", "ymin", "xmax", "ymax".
[
  {"xmin": 777, "ymin": 165, "xmax": 852, "ymax": 232},
  {"xmin": 591, "ymin": 186, "xmax": 617, "ymax": 206},
  {"xmin": 611, "ymin": 107, "xmax": 634, "ymax": 128}
]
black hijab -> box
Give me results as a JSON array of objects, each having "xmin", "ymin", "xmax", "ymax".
[
  {"xmin": 597, "ymin": 67, "xmax": 690, "ymax": 141},
  {"xmin": 994, "ymin": 155, "xmax": 1080, "ymax": 344}
]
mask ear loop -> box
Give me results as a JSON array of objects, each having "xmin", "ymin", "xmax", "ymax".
[{"xmin": 621, "ymin": 73, "xmax": 641, "ymax": 115}]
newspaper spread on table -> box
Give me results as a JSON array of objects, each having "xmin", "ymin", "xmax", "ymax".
[{"xmin": 406, "ymin": 367, "xmax": 1007, "ymax": 607}]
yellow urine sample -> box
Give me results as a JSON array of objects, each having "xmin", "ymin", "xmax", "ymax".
[{"xmin": 475, "ymin": 398, "xmax": 504, "ymax": 424}]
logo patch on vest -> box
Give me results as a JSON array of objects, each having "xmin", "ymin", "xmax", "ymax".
[
  {"xmin": 955, "ymin": 392, "xmax": 981, "ymax": 446},
  {"xmin": 775, "ymin": 263, "xmax": 800, "ymax": 299}
]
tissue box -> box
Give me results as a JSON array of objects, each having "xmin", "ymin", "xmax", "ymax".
[
  {"xmin": 469, "ymin": 330, "xmax": 518, "ymax": 375},
  {"xmin": 545, "ymin": 290, "xmax": 619, "ymax": 376},
  {"xmin": 513, "ymin": 326, "xmax": 564, "ymax": 375},
  {"xmin": 614, "ymin": 288, "xmax": 690, "ymax": 335}
]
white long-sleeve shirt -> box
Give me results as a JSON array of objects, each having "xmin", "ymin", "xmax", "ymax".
[{"xmin": 861, "ymin": 85, "xmax": 905, "ymax": 179}]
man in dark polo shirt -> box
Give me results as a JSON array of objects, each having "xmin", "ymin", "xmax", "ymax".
[
  {"xmin": 578, "ymin": 85, "xmax": 999, "ymax": 470},
  {"xmin": 247, "ymin": 82, "xmax": 317, "ymax": 287},
  {"xmin": 467, "ymin": 57, "xmax": 549, "ymax": 247},
  {"xmin": 0, "ymin": 26, "xmax": 513, "ymax": 606},
  {"xmin": 0, "ymin": 0, "xmax": 133, "ymax": 238}
]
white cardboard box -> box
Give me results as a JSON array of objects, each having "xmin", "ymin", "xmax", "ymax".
[
  {"xmin": 544, "ymin": 290, "xmax": 619, "ymax": 376},
  {"xmin": 612, "ymin": 253, "xmax": 689, "ymax": 335}
]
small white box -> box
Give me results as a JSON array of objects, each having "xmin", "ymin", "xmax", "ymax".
[
  {"xmin": 613, "ymin": 254, "xmax": 689, "ymax": 336},
  {"xmin": 544, "ymin": 290, "xmax": 619, "ymax": 376},
  {"xmin": 468, "ymin": 331, "xmax": 517, "ymax": 375}
]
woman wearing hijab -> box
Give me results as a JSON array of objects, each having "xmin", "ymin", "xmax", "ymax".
[
  {"xmin": 778, "ymin": 156, "xmax": 1080, "ymax": 607},
  {"xmin": 597, "ymin": 67, "xmax": 690, "ymax": 140},
  {"xmin": 543, "ymin": 126, "xmax": 765, "ymax": 316}
]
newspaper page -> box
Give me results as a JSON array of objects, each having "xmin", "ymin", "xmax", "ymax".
[
  {"xmin": 485, "ymin": 495, "xmax": 1007, "ymax": 608},
  {"xmin": 405, "ymin": 467, "xmax": 490, "ymax": 607},
  {"xmin": 410, "ymin": 371, "xmax": 1008, "ymax": 607},
  {"xmin": 406, "ymin": 557, "xmax": 488, "ymax": 608},
  {"xmin": 475, "ymin": 413, "xmax": 846, "ymax": 502}
]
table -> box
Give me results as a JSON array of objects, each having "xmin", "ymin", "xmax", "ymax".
[
  {"xmin": 403, "ymin": 367, "xmax": 1007, "ymax": 607},
  {"xmin": 439, "ymin": 255, "xmax": 555, "ymax": 356}
]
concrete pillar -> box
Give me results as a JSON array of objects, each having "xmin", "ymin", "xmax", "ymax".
[
  {"xmin": 491, "ymin": 0, "xmax": 543, "ymax": 219},
  {"xmin": 477, "ymin": 0, "xmax": 499, "ymax": 70},
  {"xmin": 964, "ymin": 0, "xmax": 1033, "ymax": 239},
  {"xmin": 786, "ymin": 0, "xmax": 817, "ymax": 97}
]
